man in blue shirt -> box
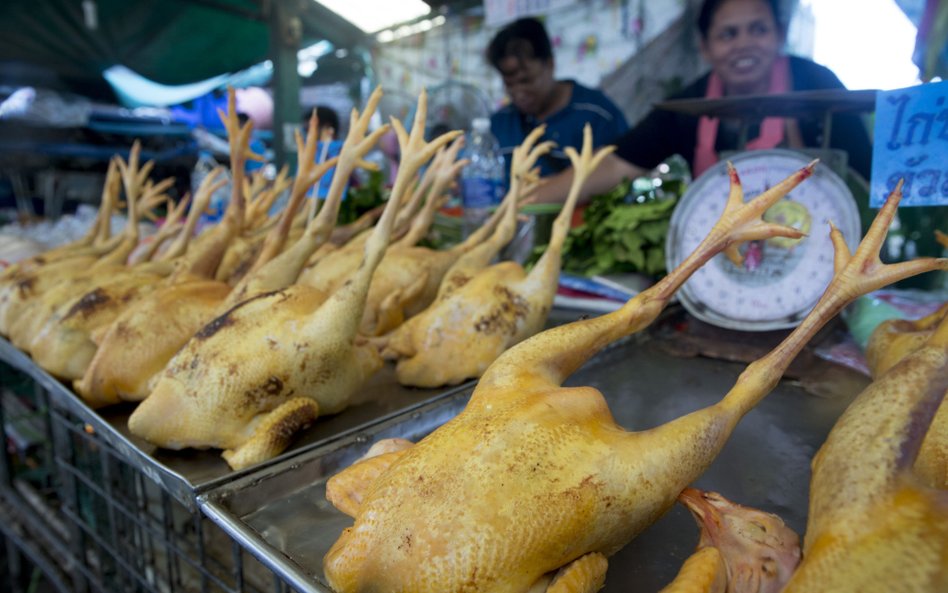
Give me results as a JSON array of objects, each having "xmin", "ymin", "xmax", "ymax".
[{"xmin": 487, "ymin": 17, "xmax": 628, "ymax": 181}]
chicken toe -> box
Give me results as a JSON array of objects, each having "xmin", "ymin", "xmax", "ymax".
[{"xmin": 545, "ymin": 552, "xmax": 608, "ymax": 593}]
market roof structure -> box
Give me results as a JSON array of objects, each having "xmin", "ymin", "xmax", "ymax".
[{"xmin": 0, "ymin": 0, "xmax": 365, "ymax": 88}]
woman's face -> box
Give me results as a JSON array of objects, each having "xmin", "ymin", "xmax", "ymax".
[
  {"xmin": 700, "ymin": 0, "xmax": 784, "ymax": 95},
  {"xmin": 497, "ymin": 55, "xmax": 557, "ymax": 117}
]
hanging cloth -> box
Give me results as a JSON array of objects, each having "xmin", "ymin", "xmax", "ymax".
[{"xmin": 693, "ymin": 56, "xmax": 791, "ymax": 177}]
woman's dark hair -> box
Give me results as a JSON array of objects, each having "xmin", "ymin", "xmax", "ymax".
[
  {"xmin": 696, "ymin": 0, "xmax": 784, "ymax": 39},
  {"xmin": 486, "ymin": 17, "xmax": 553, "ymax": 70},
  {"xmin": 302, "ymin": 105, "xmax": 341, "ymax": 135},
  {"xmin": 315, "ymin": 106, "xmax": 340, "ymax": 134}
]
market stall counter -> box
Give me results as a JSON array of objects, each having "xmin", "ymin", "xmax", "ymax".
[{"xmin": 0, "ymin": 305, "xmax": 589, "ymax": 593}]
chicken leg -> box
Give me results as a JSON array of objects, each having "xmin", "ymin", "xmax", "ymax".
[{"xmin": 322, "ymin": 172, "xmax": 946, "ymax": 593}]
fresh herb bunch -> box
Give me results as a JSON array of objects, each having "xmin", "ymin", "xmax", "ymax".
[
  {"xmin": 561, "ymin": 181, "xmax": 677, "ymax": 277},
  {"xmin": 526, "ymin": 177, "xmax": 682, "ymax": 278}
]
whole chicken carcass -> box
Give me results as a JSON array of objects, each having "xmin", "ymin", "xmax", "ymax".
[
  {"xmin": 71, "ymin": 172, "xmax": 231, "ymax": 405},
  {"xmin": 779, "ymin": 301, "xmax": 948, "ymax": 592},
  {"xmin": 128, "ymin": 91, "xmax": 461, "ymax": 471},
  {"xmin": 322, "ymin": 171, "xmax": 946, "ymax": 593},
  {"xmin": 659, "ymin": 489, "xmax": 800, "ymax": 593},
  {"xmin": 379, "ymin": 125, "xmax": 599, "ymax": 387},
  {"xmin": 25, "ymin": 151, "xmax": 177, "ymax": 378},
  {"xmin": 75, "ymin": 96, "xmax": 380, "ymax": 408}
]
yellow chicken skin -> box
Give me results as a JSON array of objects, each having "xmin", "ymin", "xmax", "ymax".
[
  {"xmin": 129, "ymin": 91, "xmax": 461, "ymax": 471},
  {"xmin": 74, "ymin": 94, "xmax": 369, "ymax": 408},
  {"xmin": 865, "ymin": 301, "xmax": 948, "ymax": 489},
  {"xmin": 380, "ymin": 125, "xmax": 597, "ymax": 387},
  {"xmin": 322, "ymin": 171, "xmax": 946, "ymax": 593},
  {"xmin": 660, "ymin": 489, "xmax": 800, "ymax": 593},
  {"xmin": 781, "ymin": 312, "xmax": 948, "ymax": 592}
]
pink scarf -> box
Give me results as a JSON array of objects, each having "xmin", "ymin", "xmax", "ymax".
[{"xmin": 693, "ymin": 56, "xmax": 790, "ymax": 177}]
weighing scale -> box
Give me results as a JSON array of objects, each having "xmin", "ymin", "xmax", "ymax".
[
  {"xmin": 658, "ymin": 90, "xmax": 877, "ymax": 331},
  {"xmin": 666, "ymin": 149, "xmax": 861, "ymax": 331}
]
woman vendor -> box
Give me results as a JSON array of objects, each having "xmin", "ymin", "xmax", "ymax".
[{"xmin": 535, "ymin": 0, "xmax": 873, "ymax": 203}]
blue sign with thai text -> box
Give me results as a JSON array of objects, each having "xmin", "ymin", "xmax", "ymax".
[{"xmin": 871, "ymin": 81, "xmax": 948, "ymax": 207}]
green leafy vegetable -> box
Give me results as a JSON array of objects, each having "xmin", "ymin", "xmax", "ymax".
[{"xmin": 529, "ymin": 172, "xmax": 683, "ymax": 278}]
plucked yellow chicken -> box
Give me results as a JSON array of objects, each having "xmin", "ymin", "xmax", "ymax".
[
  {"xmin": 0, "ymin": 150, "xmax": 164, "ymax": 337},
  {"xmin": 322, "ymin": 169, "xmax": 946, "ymax": 593},
  {"xmin": 71, "ymin": 171, "xmax": 229, "ymax": 405},
  {"xmin": 24, "ymin": 146, "xmax": 178, "ymax": 378},
  {"xmin": 0, "ymin": 155, "xmax": 125, "ymax": 294},
  {"xmin": 378, "ymin": 125, "xmax": 598, "ymax": 387},
  {"xmin": 8, "ymin": 147, "xmax": 171, "ymax": 338},
  {"xmin": 779, "ymin": 302, "xmax": 948, "ymax": 591},
  {"xmin": 659, "ymin": 489, "xmax": 800, "ymax": 593},
  {"xmin": 75, "ymin": 96, "xmax": 368, "ymax": 408},
  {"xmin": 128, "ymin": 90, "xmax": 462, "ymax": 471}
]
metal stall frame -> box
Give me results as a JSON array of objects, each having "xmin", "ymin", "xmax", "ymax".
[{"xmin": 0, "ymin": 334, "xmax": 474, "ymax": 593}]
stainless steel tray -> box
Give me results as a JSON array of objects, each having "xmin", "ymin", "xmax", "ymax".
[
  {"xmin": 199, "ymin": 335, "xmax": 863, "ymax": 592},
  {"xmin": 0, "ymin": 336, "xmax": 474, "ymax": 510}
]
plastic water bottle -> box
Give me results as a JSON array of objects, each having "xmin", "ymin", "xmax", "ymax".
[
  {"xmin": 460, "ymin": 118, "xmax": 505, "ymax": 237},
  {"xmin": 192, "ymin": 150, "xmax": 231, "ymax": 225}
]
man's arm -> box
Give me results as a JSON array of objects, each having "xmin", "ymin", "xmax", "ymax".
[{"xmin": 532, "ymin": 152, "xmax": 646, "ymax": 205}]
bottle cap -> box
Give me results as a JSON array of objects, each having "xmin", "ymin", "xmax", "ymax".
[{"xmin": 471, "ymin": 117, "xmax": 490, "ymax": 133}]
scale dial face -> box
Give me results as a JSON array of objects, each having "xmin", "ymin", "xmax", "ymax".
[{"xmin": 666, "ymin": 150, "xmax": 861, "ymax": 331}]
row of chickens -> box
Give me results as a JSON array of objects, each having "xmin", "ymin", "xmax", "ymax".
[
  {"xmin": 1, "ymin": 84, "xmax": 945, "ymax": 591},
  {"xmin": 0, "ymin": 87, "xmax": 613, "ymax": 470},
  {"xmin": 320, "ymin": 166, "xmax": 948, "ymax": 592}
]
